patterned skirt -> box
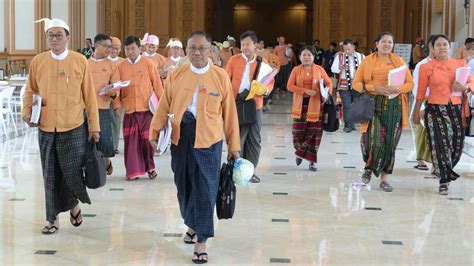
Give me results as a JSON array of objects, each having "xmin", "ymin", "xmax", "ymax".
[
  {"xmin": 292, "ymin": 99, "xmax": 324, "ymax": 163},
  {"xmin": 361, "ymin": 95, "xmax": 402, "ymax": 177},
  {"xmin": 38, "ymin": 124, "xmax": 91, "ymax": 223},
  {"xmin": 170, "ymin": 112, "xmax": 222, "ymax": 243},
  {"xmin": 123, "ymin": 111, "xmax": 155, "ymax": 179},
  {"xmin": 424, "ymin": 103, "xmax": 464, "ymax": 184}
]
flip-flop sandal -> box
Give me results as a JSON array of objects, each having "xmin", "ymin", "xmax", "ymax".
[
  {"xmin": 379, "ymin": 181, "xmax": 393, "ymax": 192},
  {"xmin": 361, "ymin": 170, "xmax": 372, "ymax": 184},
  {"xmin": 192, "ymin": 252, "xmax": 208, "ymax": 264},
  {"xmin": 439, "ymin": 184, "xmax": 449, "ymax": 195},
  {"xmin": 148, "ymin": 170, "xmax": 158, "ymax": 180},
  {"xmin": 184, "ymin": 232, "xmax": 196, "ymax": 244},
  {"xmin": 414, "ymin": 164, "xmax": 429, "ymax": 171},
  {"xmin": 70, "ymin": 209, "xmax": 83, "ymax": 227},
  {"xmin": 106, "ymin": 161, "xmax": 113, "ymax": 175},
  {"xmin": 41, "ymin": 225, "xmax": 58, "ymax": 235}
]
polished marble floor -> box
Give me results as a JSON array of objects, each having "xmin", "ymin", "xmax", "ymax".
[{"xmin": 1, "ymin": 93, "xmax": 473, "ymax": 265}]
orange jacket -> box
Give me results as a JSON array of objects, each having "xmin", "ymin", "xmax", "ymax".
[
  {"xmin": 225, "ymin": 54, "xmax": 275, "ymax": 109},
  {"xmin": 149, "ymin": 64, "xmax": 240, "ymax": 151}
]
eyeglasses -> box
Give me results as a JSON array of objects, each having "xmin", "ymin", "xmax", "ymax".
[
  {"xmin": 47, "ymin": 34, "xmax": 66, "ymax": 40},
  {"xmin": 97, "ymin": 43, "xmax": 112, "ymax": 49},
  {"xmin": 187, "ymin": 46, "xmax": 210, "ymax": 53}
]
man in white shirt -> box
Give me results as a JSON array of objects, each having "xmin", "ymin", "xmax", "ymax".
[
  {"xmin": 225, "ymin": 31, "xmax": 275, "ymax": 183},
  {"xmin": 331, "ymin": 39, "xmax": 365, "ymax": 132}
]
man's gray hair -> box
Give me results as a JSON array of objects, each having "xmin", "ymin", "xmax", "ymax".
[{"xmin": 187, "ymin": 31, "xmax": 212, "ymax": 44}]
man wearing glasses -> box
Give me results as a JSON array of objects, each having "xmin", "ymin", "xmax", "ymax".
[
  {"xmin": 149, "ymin": 31, "xmax": 240, "ymax": 264},
  {"xmin": 22, "ymin": 18, "xmax": 100, "ymax": 235},
  {"xmin": 113, "ymin": 36, "xmax": 163, "ymax": 181},
  {"xmin": 108, "ymin": 37, "xmax": 126, "ymax": 154},
  {"xmin": 88, "ymin": 33, "xmax": 120, "ymax": 175}
]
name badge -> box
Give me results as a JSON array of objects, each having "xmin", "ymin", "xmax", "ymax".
[
  {"xmin": 198, "ymin": 84, "xmax": 206, "ymax": 93},
  {"xmin": 58, "ymin": 68, "xmax": 66, "ymax": 78}
]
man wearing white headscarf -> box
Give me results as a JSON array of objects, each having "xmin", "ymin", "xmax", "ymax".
[
  {"xmin": 160, "ymin": 38, "xmax": 184, "ymax": 78},
  {"xmin": 22, "ymin": 18, "xmax": 100, "ymax": 234}
]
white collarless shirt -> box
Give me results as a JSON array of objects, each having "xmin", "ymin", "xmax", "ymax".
[
  {"xmin": 50, "ymin": 49, "xmax": 69, "ymax": 61},
  {"xmin": 90, "ymin": 56, "xmax": 105, "ymax": 63},
  {"xmin": 187, "ymin": 63, "xmax": 211, "ymax": 117},
  {"xmin": 127, "ymin": 54, "xmax": 142, "ymax": 65},
  {"xmin": 238, "ymin": 53, "xmax": 256, "ymax": 94}
]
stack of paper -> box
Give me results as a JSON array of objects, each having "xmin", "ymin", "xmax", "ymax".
[
  {"xmin": 260, "ymin": 68, "xmax": 278, "ymax": 86},
  {"xmin": 319, "ymin": 79, "xmax": 329, "ymax": 102},
  {"xmin": 156, "ymin": 114, "xmax": 174, "ymax": 156},
  {"xmin": 10, "ymin": 75, "xmax": 28, "ymax": 81},
  {"xmin": 256, "ymin": 62, "xmax": 277, "ymax": 86},
  {"xmin": 387, "ymin": 65, "xmax": 407, "ymax": 99},
  {"xmin": 30, "ymin": 95, "xmax": 42, "ymax": 124},
  {"xmin": 453, "ymin": 67, "xmax": 471, "ymax": 97},
  {"xmin": 98, "ymin": 80, "xmax": 130, "ymax": 95},
  {"xmin": 149, "ymin": 92, "xmax": 159, "ymax": 113}
]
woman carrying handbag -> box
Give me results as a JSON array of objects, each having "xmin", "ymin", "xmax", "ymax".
[
  {"xmin": 352, "ymin": 32, "xmax": 414, "ymax": 192},
  {"xmin": 287, "ymin": 45, "xmax": 333, "ymax": 172}
]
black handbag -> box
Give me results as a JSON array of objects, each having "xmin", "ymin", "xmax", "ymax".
[
  {"xmin": 323, "ymin": 96, "xmax": 339, "ymax": 132},
  {"xmin": 216, "ymin": 161, "xmax": 236, "ymax": 220},
  {"xmin": 349, "ymin": 92, "xmax": 375, "ymax": 123},
  {"xmin": 236, "ymin": 56, "xmax": 262, "ymax": 126},
  {"xmin": 84, "ymin": 142, "xmax": 107, "ymax": 189}
]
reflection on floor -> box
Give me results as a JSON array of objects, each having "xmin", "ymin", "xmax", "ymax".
[{"xmin": 1, "ymin": 93, "xmax": 473, "ymax": 265}]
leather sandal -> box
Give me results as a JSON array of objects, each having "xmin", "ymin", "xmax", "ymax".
[
  {"xmin": 250, "ymin": 175, "xmax": 260, "ymax": 183},
  {"xmin": 379, "ymin": 181, "xmax": 393, "ymax": 192},
  {"xmin": 361, "ymin": 169, "xmax": 372, "ymax": 184},
  {"xmin": 439, "ymin": 184, "xmax": 449, "ymax": 195},
  {"xmin": 414, "ymin": 164, "xmax": 429, "ymax": 171},
  {"xmin": 148, "ymin": 170, "xmax": 158, "ymax": 180},
  {"xmin": 106, "ymin": 161, "xmax": 113, "ymax": 175},
  {"xmin": 296, "ymin": 157, "xmax": 303, "ymax": 166}
]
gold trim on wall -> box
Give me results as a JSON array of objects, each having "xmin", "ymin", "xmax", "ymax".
[{"xmin": 435, "ymin": 0, "xmax": 443, "ymax": 14}]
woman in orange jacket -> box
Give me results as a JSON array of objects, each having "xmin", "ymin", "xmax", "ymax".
[
  {"xmin": 352, "ymin": 32, "xmax": 414, "ymax": 192},
  {"xmin": 413, "ymin": 34, "xmax": 474, "ymax": 195},
  {"xmin": 287, "ymin": 45, "xmax": 333, "ymax": 171}
]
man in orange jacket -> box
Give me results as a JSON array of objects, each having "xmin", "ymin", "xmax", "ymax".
[{"xmin": 226, "ymin": 31, "xmax": 275, "ymax": 183}]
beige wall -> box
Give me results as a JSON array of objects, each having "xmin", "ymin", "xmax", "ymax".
[
  {"xmin": 0, "ymin": 0, "xmax": 6, "ymax": 53},
  {"xmin": 425, "ymin": 0, "xmax": 473, "ymax": 43},
  {"xmin": 85, "ymin": 0, "xmax": 97, "ymax": 40},
  {"xmin": 14, "ymin": 0, "xmax": 35, "ymax": 51},
  {"xmin": 1, "ymin": 0, "xmax": 100, "ymax": 62}
]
